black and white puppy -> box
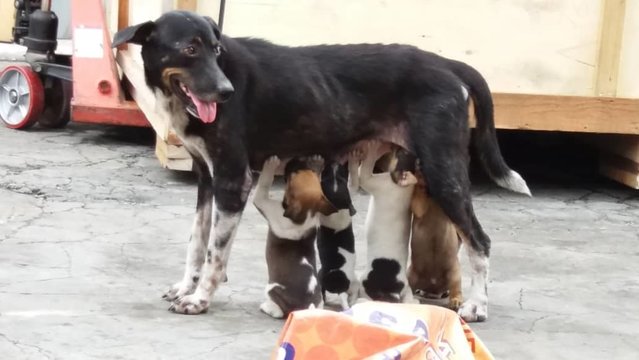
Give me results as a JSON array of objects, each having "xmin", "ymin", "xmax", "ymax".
[
  {"xmin": 316, "ymin": 158, "xmax": 360, "ymax": 310},
  {"xmin": 253, "ymin": 156, "xmax": 337, "ymax": 318},
  {"xmin": 356, "ymin": 141, "xmax": 418, "ymax": 303}
]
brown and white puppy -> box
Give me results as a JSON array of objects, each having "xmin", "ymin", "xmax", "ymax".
[
  {"xmin": 253, "ymin": 155, "xmax": 337, "ymax": 318},
  {"xmin": 408, "ymin": 179, "xmax": 463, "ymax": 310}
]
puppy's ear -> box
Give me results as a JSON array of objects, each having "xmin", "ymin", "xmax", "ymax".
[
  {"xmin": 317, "ymin": 196, "xmax": 338, "ymax": 216},
  {"xmin": 112, "ymin": 21, "xmax": 155, "ymax": 48},
  {"xmin": 203, "ymin": 16, "xmax": 222, "ymax": 40}
]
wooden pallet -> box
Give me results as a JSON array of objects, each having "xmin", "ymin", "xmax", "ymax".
[{"xmin": 589, "ymin": 134, "xmax": 639, "ymax": 189}]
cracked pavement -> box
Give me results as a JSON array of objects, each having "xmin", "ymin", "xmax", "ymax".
[{"xmin": 0, "ymin": 119, "xmax": 638, "ymax": 359}]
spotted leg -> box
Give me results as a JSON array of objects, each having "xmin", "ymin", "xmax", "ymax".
[
  {"xmin": 170, "ymin": 165, "xmax": 252, "ymax": 315},
  {"xmin": 163, "ymin": 157, "xmax": 213, "ymax": 301}
]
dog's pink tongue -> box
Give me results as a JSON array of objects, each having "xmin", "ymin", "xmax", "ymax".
[{"xmin": 191, "ymin": 97, "xmax": 217, "ymax": 124}]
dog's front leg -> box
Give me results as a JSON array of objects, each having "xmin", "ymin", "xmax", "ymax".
[
  {"xmin": 163, "ymin": 158, "xmax": 213, "ymax": 301},
  {"xmin": 169, "ymin": 167, "xmax": 252, "ymax": 315}
]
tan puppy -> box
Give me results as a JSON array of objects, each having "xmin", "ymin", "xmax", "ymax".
[{"xmin": 407, "ymin": 179, "xmax": 463, "ymax": 310}]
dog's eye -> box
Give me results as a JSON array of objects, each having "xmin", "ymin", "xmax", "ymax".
[
  {"xmin": 184, "ymin": 45, "xmax": 198, "ymax": 56},
  {"xmin": 213, "ymin": 44, "xmax": 222, "ymax": 56}
]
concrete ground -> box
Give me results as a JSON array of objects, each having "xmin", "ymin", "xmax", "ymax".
[{"xmin": 1, "ymin": 121, "xmax": 638, "ymax": 359}]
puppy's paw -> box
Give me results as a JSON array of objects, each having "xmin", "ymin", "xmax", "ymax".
[
  {"xmin": 349, "ymin": 148, "xmax": 365, "ymax": 162},
  {"xmin": 458, "ymin": 299, "xmax": 488, "ymax": 322},
  {"xmin": 168, "ymin": 294, "xmax": 209, "ymax": 315},
  {"xmin": 401, "ymin": 290, "xmax": 419, "ymax": 304},
  {"xmin": 262, "ymin": 156, "xmax": 281, "ymax": 173},
  {"xmin": 366, "ymin": 140, "xmax": 391, "ymax": 159},
  {"xmin": 260, "ymin": 299, "xmax": 285, "ymax": 319},
  {"xmin": 396, "ymin": 171, "xmax": 418, "ymax": 187},
  {"xmin": 365, "ymin": 140, "xmax": 382, "ymax": 156},
  {"xmin": 448, "ymin": 296, "xmax": 463, "ymax": 311},
  {"xmin": 306, "ymin": 155, "xmax": 324, "ymax": 173},
  {"xmin": 162, "ymin": 281, "xmax": 195, "ymax": 302}
]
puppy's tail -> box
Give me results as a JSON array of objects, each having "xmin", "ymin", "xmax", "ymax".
[{"xmin": 453, "ymin": 61, "xmax": 531, "ymax": 196}]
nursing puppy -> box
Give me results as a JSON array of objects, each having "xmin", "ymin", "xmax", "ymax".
[
  {"xmin": 408, "ymin": 179, "xmax": 463, "ymax": 310},
  {"xmin": 316, "ymin": 159, "xmax": 359, "ymax": 309},
  {"xmin": 253, "ymin": 156, "xmax": 337, "ymax": 318},
  {"xmin": 357, "ymin": 141, "xmax": 417, "ymax": 303}
]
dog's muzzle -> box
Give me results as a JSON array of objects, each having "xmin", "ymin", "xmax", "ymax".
[{"xmin": 164, "ymin": 68, "xmax": 234, "ymax": 124}]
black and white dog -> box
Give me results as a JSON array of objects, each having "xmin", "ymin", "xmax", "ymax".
[{"xmin": 113, "ymin": 11, "xmax": 530, "ymax": 321}]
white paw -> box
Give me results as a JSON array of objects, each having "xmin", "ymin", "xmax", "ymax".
[
  {"xmin": 349, "ymin": 148, "xmax": 364, "ymax": 162},
  {"xmin": 339, "ymin": 293, "xmax": 350, "ymax": 310},
  {"xmin": 260, "ymin": 299, "xmax": 285, "ymax": 319},
  {"xmin": 162, "ymin": 281, "xmax": 195, "ymax": 302},
  {"xmin": 458, "ymin": 299, "xmax": 488, "ymax": 322},
  {"xmin": 168, "ymin": 294, "xmax": 209, "ymax": 315},
  {"xmin": 306, "ymin": 155, "xmax": 324, "ymax": 172},
  {"xmin": 263, "ymin": 156, "xmax": 281, "ymax": 172},
  {"xmin": 347, "ymin": 281, "xmax": 360, "ymax": 306}
]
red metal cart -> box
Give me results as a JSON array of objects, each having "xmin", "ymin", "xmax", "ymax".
[{"xmin": 0, "ymin": 0, "xmax": 148, "ymax": 129}]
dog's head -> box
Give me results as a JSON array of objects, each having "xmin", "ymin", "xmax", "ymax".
[
  {"xmin": 113, "ymin": 11, "xmax": 233, "ymax": 123},
  {"xmin": 282, "ymin": 158, "xmax": 338, "ymax": 224}
]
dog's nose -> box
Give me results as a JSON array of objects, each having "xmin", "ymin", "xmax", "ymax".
[
  {"xmin": 217, "ymin": 88, "xmax": 235, "ymax": 102},
  {"xmin": 217, "ymin": 87, "xmax": 234, "ymax": 102}
]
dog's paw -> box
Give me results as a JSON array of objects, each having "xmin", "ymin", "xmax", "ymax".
[
  {"xmin": 262, "ymin": 156, "xmax": 281, "ymax": 173},
  {"xmin": 396, "ymin": 171, "xmax": 418, "ymax": 187},
  {"xmin": 458, "ymin": 299, "xmax": 488, "ymax": 322},
  {"xmin": 401, "ymin": 290, "xmax": 420, "ymax": 304},
  {"xmin": 306, "ymin": 155, "xmax": 324, "ymax": 173},
  {"xmin": 448, "ymin": 296, "xmax": 463, "ymax": 311},
  {"xmin": 349, "ymin": 148, "xmax": 364, "ymax": 162},
  {"xmin": 366, "ymin": 140, "xmax": 390, "ymax": 159},
  {"xmin": 168, "ymin": 294, "xmax": 209, "ymax": 315},
  {"xmin": 162, "ymin": 281, "xmax": 195, "ymax": 302},
  {"xmin": 260, "ymin": 299, "xmax": 285, "ymax": 319}
]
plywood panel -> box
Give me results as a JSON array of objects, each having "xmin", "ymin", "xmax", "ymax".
[{"xmin": 203, "ymin": 0, "xmax": 601, "ymax": 97}]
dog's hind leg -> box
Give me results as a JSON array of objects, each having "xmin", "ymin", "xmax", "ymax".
[
  {"xmin": 170, "ymin": 165, "xmax": 253, "ymax": 315},
  {"xmin": 408, "ymin": 91, "xmax": 490, "ymax": 322},
  {"xmin": 163, "ymin": 157, "xmax": 213, "ymax": 302}
]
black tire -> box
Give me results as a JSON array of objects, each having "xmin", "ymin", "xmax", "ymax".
[{"xmin": 37, "ymin": 77, "xmax": 72, "ymax": 129}]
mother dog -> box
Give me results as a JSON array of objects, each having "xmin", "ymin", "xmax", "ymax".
[{"xmin": 113, "ymin": 11, "xmax": 529, "ymax": 321}]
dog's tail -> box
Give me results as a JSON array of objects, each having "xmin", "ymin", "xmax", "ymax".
[{"xmin": 453, "ymin": 61, "xmax": 531, "ymax": 196}]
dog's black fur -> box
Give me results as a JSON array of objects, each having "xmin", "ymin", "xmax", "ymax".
[
  {"xmin": 113, "ymin": 11, "xmax": 529, "ymax": 320},
  {"xmin": 317, "ymin": 164, "xmax": 356, "ymax": 303},
  {"xmin": 362, "ymin": 259, "xmax": 405, "ymax": 303}
]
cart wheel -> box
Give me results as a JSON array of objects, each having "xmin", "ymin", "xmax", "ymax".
[
  {"xmin": 37, "ymin": 77, "xmax": 72, "ymax": 128},
  {"xmin": 0, "ymin": 65, "xmax": 45, "ymax": 129}
]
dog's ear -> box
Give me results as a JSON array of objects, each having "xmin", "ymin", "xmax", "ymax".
[
  {"xmin": 203, "ymin": 16, "xmax": 221, "ymax": 40},
  {"xmin": 112, "ymin": 21, "xmax": 155, "ymax": 48},
  {"xmin": 317, "ymin": 196, "xmax": 338, "ymax": 216}
]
